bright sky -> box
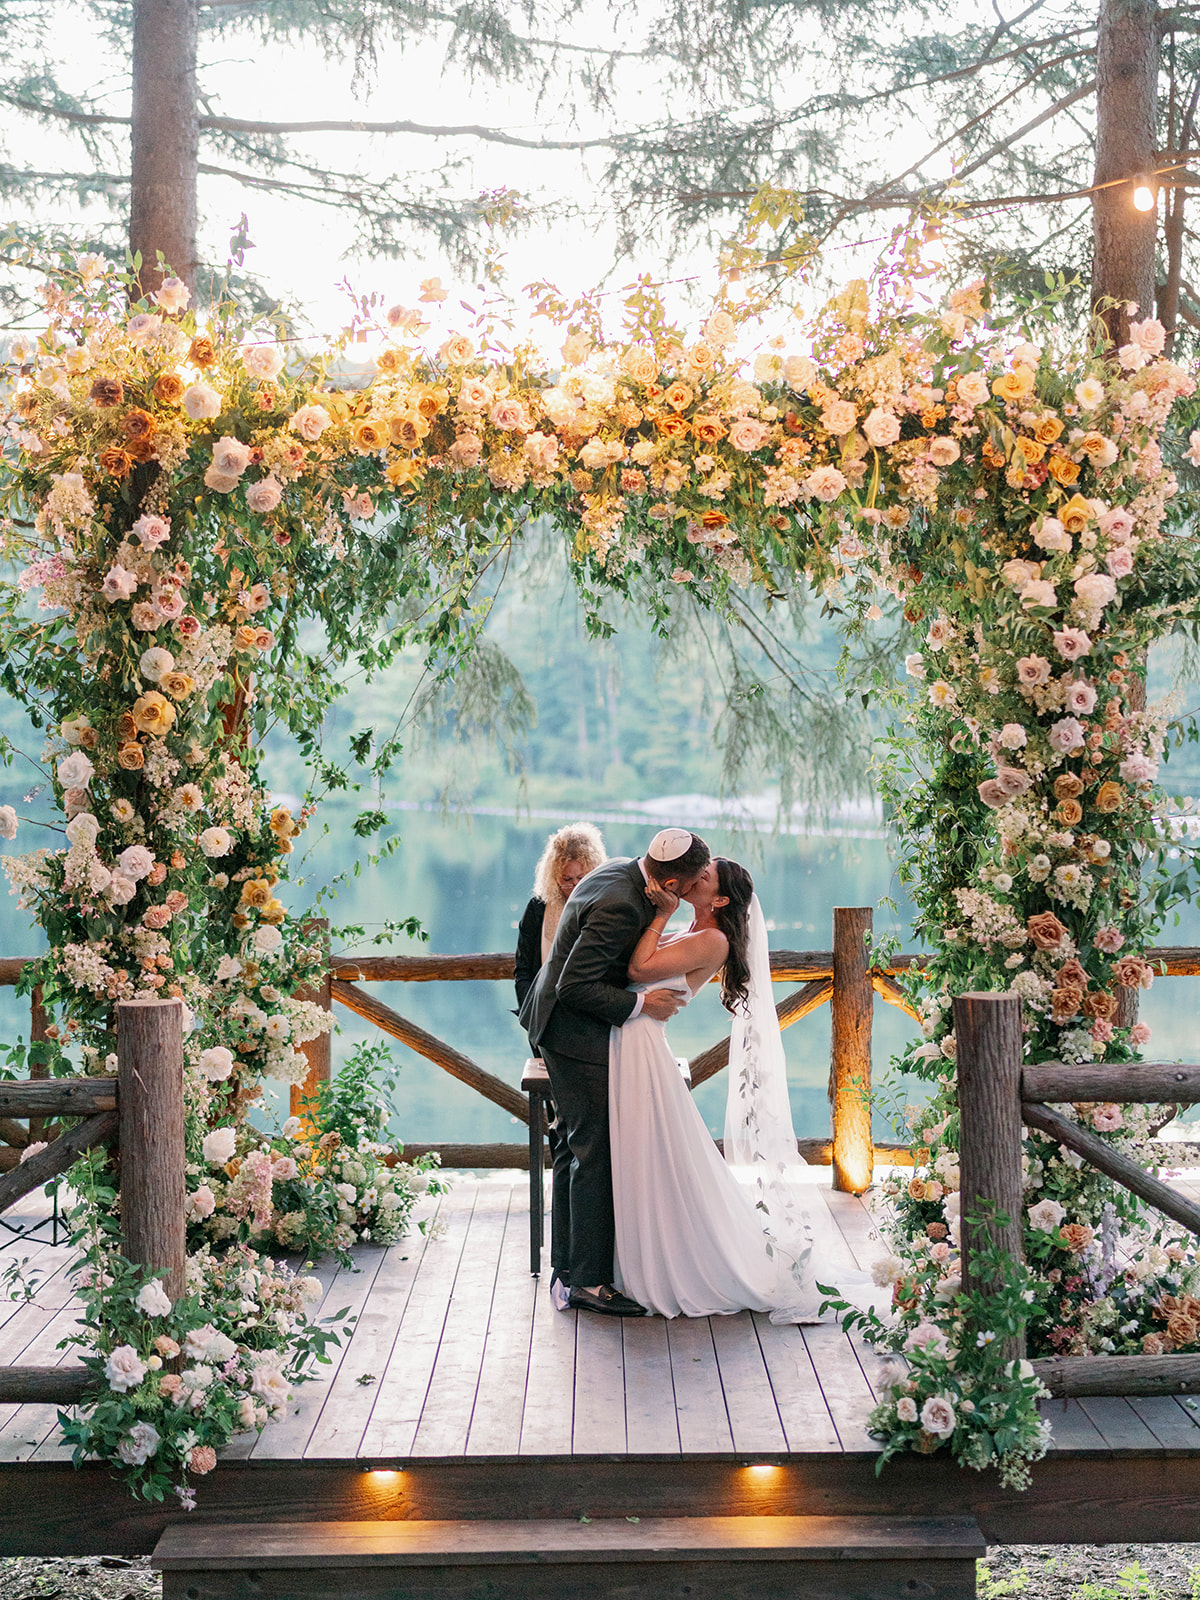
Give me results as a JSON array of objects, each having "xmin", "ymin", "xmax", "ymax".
[{"xmin": 13, "ymin": 1, "xmax": 979, "ymax": 349}]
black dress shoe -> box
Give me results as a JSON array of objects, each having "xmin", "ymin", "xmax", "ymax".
[{"xmin": 568, "ymin": 1284, "xmax": 648, "ymax": 1317}]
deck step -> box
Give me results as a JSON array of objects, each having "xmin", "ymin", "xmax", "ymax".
[{"xmin": 154, "ymin": 1513, "xmax": 986, "ymax": 1600}]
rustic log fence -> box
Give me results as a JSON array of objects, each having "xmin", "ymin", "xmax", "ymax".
[
  {"xmin": 0, "ymin": 996, "xmax": 185, "ymax": 1405},
  {"xmin": 955, "ymin": 991, "xmax": 1200, "ymax": 1399}
]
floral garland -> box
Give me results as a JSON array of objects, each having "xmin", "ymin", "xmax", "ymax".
[{"xmin": 1, "ymin": 253, "xmax": 1199, "ymax": 1496}]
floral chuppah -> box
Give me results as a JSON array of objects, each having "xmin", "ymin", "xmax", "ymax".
[{"xmin": 0, "ymin": 252, "xmax": 1198, "ymax": 1499}]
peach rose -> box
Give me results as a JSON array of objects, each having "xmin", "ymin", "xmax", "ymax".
[
  {"xmin": 1058, "ymin": 1223, "xmax": 1094, "ymax": 1254},
  {"xmin": 1054, "ymin": 773, "xmax": 1085, "ymax": 801},
  {"xmin": 728, "ymin": 417, "xmax": 770, "ymax": 452},
  {"xmin": 117, "ymin": 742, "xmax": 145, "ymax": 771},
  {"xmin": 1056, "ymin": 798, "xmax": 1083, "ymax": 826},
  {"xmin": 1027, "ymin": 911, "xmax": 1068, "ymax": 949}
]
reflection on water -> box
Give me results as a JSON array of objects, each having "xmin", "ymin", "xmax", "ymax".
[{"xmin": 2, "ymin": 803, "xmax": 1198, "ymax": 1144}]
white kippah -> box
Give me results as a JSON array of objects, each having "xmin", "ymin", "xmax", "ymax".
[{"xmin": 647, "ymin": 827, "xmax": 693, "ymax": 863}]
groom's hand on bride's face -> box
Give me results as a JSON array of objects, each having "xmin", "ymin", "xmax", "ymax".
[{"xmin": 642, "ymin": 988, "xmax": 686, "ymax": 1020}]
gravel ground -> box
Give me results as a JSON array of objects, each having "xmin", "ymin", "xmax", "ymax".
[
  {"xmin": 1, "ymin": 1545, "xmax": 1199, "ymax": 1598},
  {"xmin": 980, "ymin": 1545, "xmax": 1200, "ymax": 1598}
]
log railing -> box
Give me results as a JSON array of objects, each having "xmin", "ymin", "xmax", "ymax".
[
  {"xmin": 6, "ymin": 926, "xmax": 1200, "ymax": 1196},
  {"xmin": 955, "ymin": 991, "xmax": 1200, "ymax": 1399},
  {"xmin": 0, "ymin": 997, "xmax": 185, "ymax": 1405}
]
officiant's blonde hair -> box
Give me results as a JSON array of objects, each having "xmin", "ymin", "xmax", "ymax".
[{"xmin": 532, "ymin": 823, "xmax": 606, "ymax": 905}]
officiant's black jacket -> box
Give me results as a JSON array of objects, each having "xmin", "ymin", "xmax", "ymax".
[{"xmin": 518, "ymin": 856, "xmax": 655, "ymax": 1066}]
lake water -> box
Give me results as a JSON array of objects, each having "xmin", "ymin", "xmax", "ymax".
[{"xmin": 2, "ymin": 801, "xmax": 1198, "ymax": 1145}]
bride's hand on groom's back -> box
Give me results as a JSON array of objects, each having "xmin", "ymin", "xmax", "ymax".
[{"xmin": 641, "ymin": 988, "xmax": 686, "ymax": 1020}]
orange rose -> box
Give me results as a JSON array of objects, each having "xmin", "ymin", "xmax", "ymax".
[
  {"xmin": 188, "ymin": 337, "xmax": 217, "ymax": 369},
  {"xmin": 1095, "ymin": 781, "xmax": 1123, "ymax": 813},
  {"xmin": 692, "ymin": 415, "xmax": 727, "ymax": 444},
  {"xmin": 654, "ymin": 414, "xmax": 690, "ymax": 438},
  {"xmin": 89, "ymin": 377, "xmax": 123, "ymax": 407},
  {"xmin": 120, "ymin": 408, "xmax": 155, "ymax": 441},
  {"xmin": 154, "ymin": 372, "xmax": 184, "ymax": 404},
  {"xmin": 127, "ymin": 437, "xmax": 155, "ymax": 463},
  {"xmin": 1056, "ymin": 798, "xmax": 1083, "ymax": 826},
  {"xmin": 1059, "ymin": 1223, "xmax": 1094, "ymax": 1254},
  {"xmin": 1082, "ymin": 991, "xmax": 1118, "ymax": 1020},
  {"xmin": 1167, "ymin": 1310, "xmax": 1198, "ymax": 1347},
  {"xmin": 1016, "ymin": 437, "xmax": 1046, "ymax": 465},
  {"xmin": 116, "ymin": 742, "xmax": 145, "ymax": 771},
  {"xmin": 99, "ymin": 446, "xmax": 133, "ymax": 479},
  {"xmin": 699, "ymin": 509, "xmax": 730, "ymax": 530},
  {"xmin": 1054, "ymin": 773, "xmax": 1085, "ymax": 800},
  {"xmin": 1050, "ymin": 984, "xmax": 1086, "ymax": 1021},
  {"xmin": 1028, "ymin": 911, "xmax": 1068, "ymax": 949},
  {"xmin": 663, "ymin": 381, "xmax": 694, "ymax": 412},
  {"xmin": 1048, "ymin": 454, "xmax": 1081, "ymax": 486},
  {"xmin": 1034, "ymin": 414, "xmax": 1065, "ymax": 444}
]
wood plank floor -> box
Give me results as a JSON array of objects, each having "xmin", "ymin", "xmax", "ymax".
[{"xmin": 2, "ymin": 1172, "xmax": 1200, "ymax": 1464}]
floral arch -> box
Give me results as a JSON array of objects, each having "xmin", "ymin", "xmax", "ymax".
[{"xmin": 2, "ymin": 249, "xmax": 1200, "ymax": 1498}]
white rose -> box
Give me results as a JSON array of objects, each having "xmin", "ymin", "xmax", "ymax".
[
  {"xmin": 153, "ymin": 277, "xmax": 190, "ymax": 313},
  {"xmin": 1028, "ymin": 1198, "xmax": 1065, "ymax": 1232},
  {"xmin": 904, "ymin": 654, "xmax": 927, "ymax": 680},
  {"xmin": 242, "ymin": 343, "xmax": 286, "ymax": 380},
  {"xmin": 182, "ymin": 383, "xmax": 222, "ymax": 421},
  {"xmin": 117, "ymin": 843, "xmax": 154, "ymax": 881},
  {"xmin": 199, "ymin": 1046, "xmax": 235, "ymax": 1082},
  {"xmin": 211, "ymin": 435, "xmax": 252, "ymax": 478},
  {"xmin": 104, "ymin": 1344, "xmax": 147, "ymax": 1393},
  {"xmin": 956, "ymin": 370, "xmax": 990, "ymax": 407},
  {"xmin": 202, "ymin": 1126, "xmax": 237, "ymax": 1165},
  {"xmin": 135, "ymin": 1278, "xmax": 173, "ymax": 1317},
  {"xmin": 116, "ymin": 1420, "xmax": 161, "ymax": 1466},
  {"xmin": 109, "ymin": 874, "xmax": 137, "ymax": 906},
  {"xmin": 198, "ymin": 826, "xmax": 233, "ymax": 858},
  {"xmin": 139, "ymin": 646, "xmax": 174, "ymax": 683},
  {"xmin": 253, "ymin": 925, "xmax": 284, "ymax": 956},
  {"xmin": 57, "ymin": 752, "xmax": 94, "ymax": 789},
  {"xmin": 0, "ymin": 805, "xmax": 16, "ymax": 842},
  {"xmin": 862, "ymin": 408, "xmax": 901, "ymax": 447},
  {"xmin": 65, "ymin": 812, "xmax": 100, "ymax": 848}
]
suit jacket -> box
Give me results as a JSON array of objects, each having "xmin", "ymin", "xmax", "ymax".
[
  {"xmin": 513, "ymin": 895, "xmax": 545, "ymax": 1010},
  {"xmin": 518, "ymin": 857, "xmax": 655, "ymax": 1065}
]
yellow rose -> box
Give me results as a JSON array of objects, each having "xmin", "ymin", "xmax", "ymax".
[
  {"xmin": 991, "ymin": 365, "xmax": 1035, "ymax": 401},
  {"xmin": 269, "ymin": 807, "xmax": 294, "ymax": 836},
  {"xmin": 351, "ymin": 417, "xmax": 386, "ymax": 453},
  {"xmin": 385, "ymin": 457, "xmax": 425, "ymax": 489},
  {"xmin": 260, "ymin": 898, "xmax": 287, "ymax": 924},
  {"xmin": 1095, "ymin": 781, "xmax": 1123, "ymax": 813},
  {"xmin": 239, "ymin": 878, "xmax": 273, "ymax": 910},
  {"xmin": 1016, "ymin": 437, "xmax": 1046, "ymax": 465},
  {"xmin": 160, "ymin": 671, "xmax": 195, "ymax": 700},
  {"xmin": 1059, "ymin": 492, "xmax": 1093, "ymax": 533},
  {"xmin": 234, "ymin": 624, "xmax": 260, "ymax": 651},
  {"xmin": 1049, "ymin": 454, "xmax": 1081, "ymax": 486},
  {"xmin": 131, "ymin": 691, "xmax": 176, "ymax": 736},
  {"xmin": 388, "ymin": 412, "xmax": 428, "ymax": 450},
  {"xmin": 1034, "ymin": 414, "xmax": 1064, "ymax": 444}
]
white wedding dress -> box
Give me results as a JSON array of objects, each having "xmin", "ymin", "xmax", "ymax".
[{"xmin": 609, "ymin": 896, "xmax": 843, "ymax": 1322}]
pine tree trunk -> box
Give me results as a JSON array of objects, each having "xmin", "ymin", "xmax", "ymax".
[
  {"xmin": 129, "ymin": 0, "xmax": 199, "ymax": 295},
  {"xmin": 1092, "ymin": 0, "xmax": 1160, "ymax": 346}
]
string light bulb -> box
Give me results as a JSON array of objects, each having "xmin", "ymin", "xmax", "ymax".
[{"xmin": 1132, "ymin": 176, "xmax": 1156, "ymax": 212}]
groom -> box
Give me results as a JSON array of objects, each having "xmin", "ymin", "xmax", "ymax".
[{"xmin": 520, "ymin": 827, "xmax": 711, "ymax": 1315}]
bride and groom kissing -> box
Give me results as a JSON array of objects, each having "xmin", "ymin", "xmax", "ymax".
[{"xmin": 519, "ymin": 827, "xmax": 829, "ymax": 1324}]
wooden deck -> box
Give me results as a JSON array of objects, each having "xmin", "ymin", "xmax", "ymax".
[{"xmin": 3, "ymin": 1172, "xmax": 1200, "ymax": 1553}]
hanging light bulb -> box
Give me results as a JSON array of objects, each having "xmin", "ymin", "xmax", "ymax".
[{"xmin": 1132, "ymin": 175, "xmax": 1156, "ymax": 212}]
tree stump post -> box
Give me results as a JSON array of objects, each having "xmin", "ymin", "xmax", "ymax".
[
  {"xmin": 954, "ymin": 991, "xmax": 1026, "ymax": 1361},
  {"xmin": 117, "ymin": 997, "xmax": 186, "ymax": 1304},
  {"xmin": 27, "ymin": 984, "xmax": 50, "ymax": 1147},
  {"xmin": 291, "ymin": 919, "xmax": 332, "ymax": 1121},
  {"xmin": 830, "ymin": 906, "xmax": 874, "ymax": 1194}
]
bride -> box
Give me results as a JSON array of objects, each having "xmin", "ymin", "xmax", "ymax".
[{"xmin": 609, "ymin": 857, "xmax": 837, "ymax": 1322}]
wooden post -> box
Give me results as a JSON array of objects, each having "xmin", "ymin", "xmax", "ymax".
[
  {"xmin": 27, "ymin": 984, "xmax": 49, "ymax": 1147},
  {"xmin": 830, "ymin": 907, "xmax": 874, "ymax": 1194},
  {"xmin": 117, "ymin": 997, "xmax": 186, "ymax": 1304},
  {"xmin": 291, "ymin": 919, "xmax": 332, "ymax": 1120},
  {"xmin": 954, "ymin": 992, "xmax": 1026, "ymax": 1361}
]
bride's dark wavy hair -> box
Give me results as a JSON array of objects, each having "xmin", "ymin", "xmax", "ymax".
[{"xmin": 714, "ymin": 858, "xmax": 755, "ymax": 1014}]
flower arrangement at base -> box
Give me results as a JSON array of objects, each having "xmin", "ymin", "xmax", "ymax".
[
  {"xmin": 187, "ymin": 1041, "xmax": 446, "ymax": 1262},
  {"xmin": 59, "ymin": 1182, "xmax": 346, "ymax": 1506}
]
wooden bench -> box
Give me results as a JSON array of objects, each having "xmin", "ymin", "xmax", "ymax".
[{"xmin": 153, "ymin": 1513, "xmax": 986, "ymax": 1600}]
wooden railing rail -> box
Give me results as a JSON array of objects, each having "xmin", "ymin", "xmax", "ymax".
[{"xmin": 955, "ymin": 991, "xmax": 1200, "ymax": 1398}]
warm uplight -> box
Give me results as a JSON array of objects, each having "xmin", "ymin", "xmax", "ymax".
[
  {"xmin": 746, "ymin": 1463, "xmax": 777, "ymax": 1474},
  {"xmin": 368, "ymin": 1469, "xmax": 401, "ymax": 1481},
  {"xmin": 1132, "ymin": 179, "xmax": 1156, "ymax": 212}
]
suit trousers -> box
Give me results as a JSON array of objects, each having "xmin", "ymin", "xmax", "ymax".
[{"xmin": 538, "ymin": 1042, "xmax": 614, "ymax": 1289}]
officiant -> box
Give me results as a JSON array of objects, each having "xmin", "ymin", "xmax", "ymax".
[{"xmin": 515, "ymin": 823, "xmax": 607, "ymax": 1303}]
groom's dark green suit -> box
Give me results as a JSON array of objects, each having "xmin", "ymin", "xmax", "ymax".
[{"xmin": 518, "ymin": 856, "xmax": 656, "ymax": 1287}]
